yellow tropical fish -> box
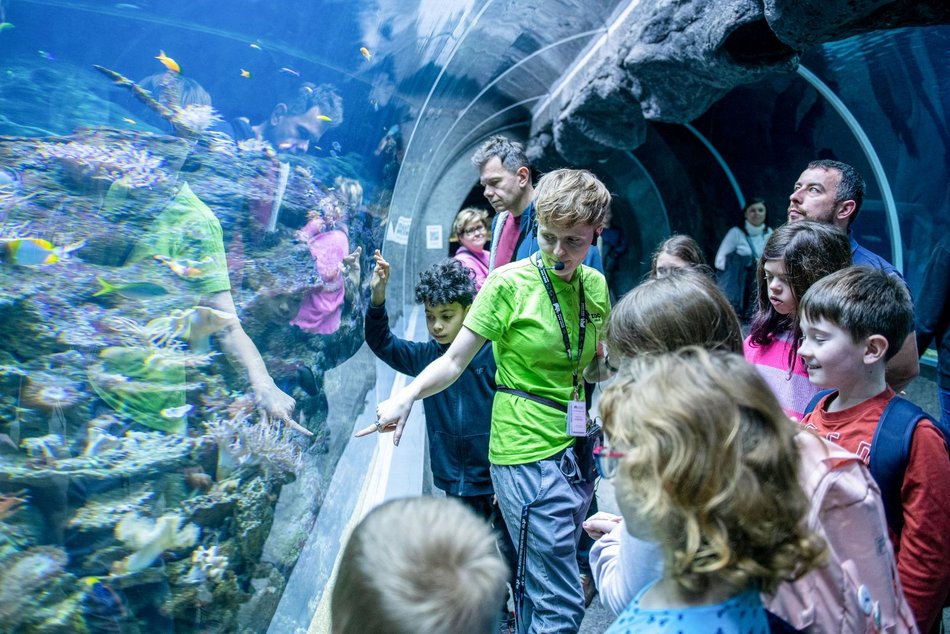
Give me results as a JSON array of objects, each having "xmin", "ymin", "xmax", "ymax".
[
  {"xmin": 2, "ymin": 238, "xmax": 85, "ymax": 266},
  {"xmin": 155, "ymin": 50, "xmax": 180, "ymax": 73},
  {"xmin": 317, "ymin": 114, "xmax": 332, "ymax": 122},
  {"xmin": 359, "ymin": 46, "xmax": 371, "ymax": 60},
  {"xmin": 240, "ymin": 68, "xmax": 251, "ymax": 78},
  {"xmin": 0, "ymin": 22, "xmax": 14, "ymax": 33}
]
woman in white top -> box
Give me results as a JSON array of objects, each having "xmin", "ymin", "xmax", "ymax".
[
  {"xmin": 714, "ymin": 198, "xmax": 772, "ymax": 269},
  {"xmin": 714, "ymin": 198, "xmax": 772, "ymax": 318}
]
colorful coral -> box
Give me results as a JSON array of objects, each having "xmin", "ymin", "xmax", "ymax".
[
  {"xmin": 114, "ymin": 511, "xmax": 199, "ymax": 574},
  {"xmin": 204, "ymin": 413, "xmax": 303, "ymax": 477},
  {"xmin": 34, "ymin": 139, "xmax": 168, "ymax": 189}
]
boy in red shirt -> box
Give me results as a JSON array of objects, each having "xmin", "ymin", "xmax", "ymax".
[{"xmin": 798, "ymin": 266, "xmax": 950, "ymax": 633}]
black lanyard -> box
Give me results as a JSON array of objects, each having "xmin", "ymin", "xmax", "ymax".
[{"xmin": 534, "ymin": 256, "xmax": 586, "ymax": 398}]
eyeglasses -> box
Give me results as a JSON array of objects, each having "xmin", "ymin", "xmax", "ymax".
[
  {"xmin": 592, "ymin": 440, "xmax": 626, "ymax": 479},
  {"xmin": 461, "ymin": 225, "xmax": 486, "ymax": 237}
]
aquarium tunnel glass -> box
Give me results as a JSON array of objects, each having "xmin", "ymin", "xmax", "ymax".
[{"xmin": 0, "ymin": 0, "xmax": 948, "ymax": 631}]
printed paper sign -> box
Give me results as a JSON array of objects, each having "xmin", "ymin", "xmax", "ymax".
[
  {"xmin": 426, "ymin": 225, "xmax": 443, "ymax": 249},
  {"xmin": 387, "ymin": 216, "xmax": 412, "ymax": 246}
]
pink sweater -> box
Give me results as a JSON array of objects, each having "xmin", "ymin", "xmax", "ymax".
[
  {"xmin": 454, "ymin": 246, "xmax": 489, "ymax": 292},
  {"xmin": 743, "ymin": 331, "xmax": 821, "ymax": 420}
]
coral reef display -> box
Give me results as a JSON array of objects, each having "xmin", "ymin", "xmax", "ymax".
[{"xmin": 0, "ymin": 58, "xmax": 374, "ymax": 632}]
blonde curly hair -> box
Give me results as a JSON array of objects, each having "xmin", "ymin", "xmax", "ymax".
[{"xmin": 600, "ymin": 347, "xmax": 825, "ymax": 596}]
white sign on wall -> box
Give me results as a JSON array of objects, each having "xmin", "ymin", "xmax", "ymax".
[
  {"xmin": 387, "ymin": 216, "xmax": 412, "ymax": 246},
  {"xmin": 426, "ymin": 225, "xmax": 443, "ymax": 249}
]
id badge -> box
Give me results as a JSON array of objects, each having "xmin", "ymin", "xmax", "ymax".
[{"xmin": 567, "ymin": 400, "xmax": 588, "ymax": 437}]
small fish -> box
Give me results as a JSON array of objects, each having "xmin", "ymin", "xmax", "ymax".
[
  {"xmin": 154, "ymin": 254, "xmax": 210, "ymax": 278},
  {"xmin": 114, "ymin": 3, "xmax": 140, "ymax": 9},
  {"xmin": 240, "ymin": 68, "xmax": 251, "ymax": 78},
  {"xmin": 279, "ymin": 67, "xmax": 300, "ymax": 77},
  {"xmin": 249, "ymin": 42, "xmax": 262, "ymax": 50},
  {"xmin": 370, "ymin": 98, "xmax": 379, "ymax": 112},
  {"xmin": 317, "ymin": 114, "xmax": 332, "ymax": 122},
  {"xmin": 155, "ymin": 50, "xmax": 180, "ymax": 73},
  {"xmin": 0, "ymin": 22, "xmax": 15, "ymax": 33},
  {"xmin": 3, "ymin": 238, "xmax": 85, "ymax": 266},
  {"xmin": 359, "ymin": 47, "xmax": 372, "ymax": 60},
  {"xmin": 161, "ymin": 404, "xmax": 193, "ymax": 418},
  {"xmin": 37, "ymin": 50, "xmax": 56, "ymax": 61},
  {"xmin": 122, "ymin": 117, "xmax": 137, "ymax": 125},
  {"xmin": 93, "ymin": 277, "xmax": 168, "ymax": 300},
  {"xmin": 80, "ymin": 576, "xmax": 127, "ymax": 626}
]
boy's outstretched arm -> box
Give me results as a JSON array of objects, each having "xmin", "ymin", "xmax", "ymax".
[
  {"xmin": 364, "ymin": 249, "xmax": 434, "ymax": 376},
  {"xmin": 356, "ymin": 326, "xmax": 485, "ymax": 445}
]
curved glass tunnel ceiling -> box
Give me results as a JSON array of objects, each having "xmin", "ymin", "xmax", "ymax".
[{"xmin": 1, "ymin": 0, "xmax": 948, "ymax": 632}]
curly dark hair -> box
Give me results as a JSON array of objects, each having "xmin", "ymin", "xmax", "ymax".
[{"xmin": 414, "ymin": 259, "xmax": 477, "ymax": 307}]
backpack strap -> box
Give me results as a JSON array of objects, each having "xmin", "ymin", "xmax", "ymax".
[
  {"xmin": 868, "ymin": 396, "xmax": 929, "ymax": 536},
  {"xmin": 803, "ymin": 389, "xmax": 837, "ymax": 417}
]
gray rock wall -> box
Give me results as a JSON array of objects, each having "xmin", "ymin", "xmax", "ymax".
[{"xmin": 536, "ymin": 0, "xmax": 949, "ymax": 165}]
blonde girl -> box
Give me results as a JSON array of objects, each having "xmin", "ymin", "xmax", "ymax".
[{"xmin": 599, "ymin": 348, "xmax": 824, "ymax": 633}]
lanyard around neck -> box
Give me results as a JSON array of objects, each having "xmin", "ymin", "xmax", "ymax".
[{"xmin": 534, "ymin": 256, "xmax": 586, "ymax": 396}]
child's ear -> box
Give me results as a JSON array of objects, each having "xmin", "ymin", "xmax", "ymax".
[{"xmin": 864, "ymin": 334, "xmax": 889, "ymax": 364}]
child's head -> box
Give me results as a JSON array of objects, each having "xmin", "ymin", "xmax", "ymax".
[
  {"xmin": 605, "ymin": 269, "xmax": 742, "ymax": 361},
  {"xmin": 798, "ymin": 266, "xmax": 913, "ymax": 387},
  {"xmin": 331, "ymin": 496, "xmax": 508, "ymax": 634},
  {"xmin": 749, "ymin": 220, "xmax": 851, "ymax": 345},
  {"xmin": 534, "ymin": 169, "xmax": 610, "ymax": 280},
  {"xmin": 599, "ymin": 348, "xmax": 824, "ymax": 596},
  {"xmin": 415, "ymin": 259, "xmax": 476, "ymax": 345},
  {"xmin": 650, "ymin": 234, "xmax": 708, "ymax": 278},
  {"xmin": 534, "ymin": 168, "xmax": 610, "ymax": 229}
]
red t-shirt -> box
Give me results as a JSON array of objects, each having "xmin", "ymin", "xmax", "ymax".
[{"xmin": 802, "ymin": 388, "xmax": 950, "ymax": 633}]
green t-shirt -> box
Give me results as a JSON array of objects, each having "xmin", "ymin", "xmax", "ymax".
[
  {"xmin": 465, "ymin": 253, "xmax": 610, "ymax": 465},
  {"xmin": 90, "ymin": 182, "xmax": 231, "ymax": 433}
]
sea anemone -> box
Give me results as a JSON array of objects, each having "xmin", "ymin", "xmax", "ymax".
[
  {"xmin": 170, "ymin": 104, "xmax": 223, "ymax": 133},
  {"xmin": 22, "ymin": 373, "xmax": 82, "ymax": 412}
]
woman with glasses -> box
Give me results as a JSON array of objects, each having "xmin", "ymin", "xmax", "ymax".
[{"xmin": 452, "ymin": 207, "xmax": 491, "ymax": 291}]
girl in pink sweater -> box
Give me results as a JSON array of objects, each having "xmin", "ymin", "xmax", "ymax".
[{"xmin": 743, "ymin": 221, "xmax": 851, "ymax": 419}]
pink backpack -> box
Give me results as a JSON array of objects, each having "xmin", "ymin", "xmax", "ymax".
[{"xmin": 767, "ymin": 432, "xmax": 918, "ymax": 633}]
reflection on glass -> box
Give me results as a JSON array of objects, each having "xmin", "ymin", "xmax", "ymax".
[{"xmin": 0, "ymin": 3, "xmax": 401, "ymax": 630}]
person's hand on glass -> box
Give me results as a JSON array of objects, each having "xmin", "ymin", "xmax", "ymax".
[
  {"xmin": 368, "ymin": 249, "xmax": 390, "ymax": 307},
  {"xmin": 341, "ymin": 246, "xmax": 362, "ymax": 287},
  {"xmin": 254, "ymin": 381, "xmax": 312, "ymax": 437}
]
